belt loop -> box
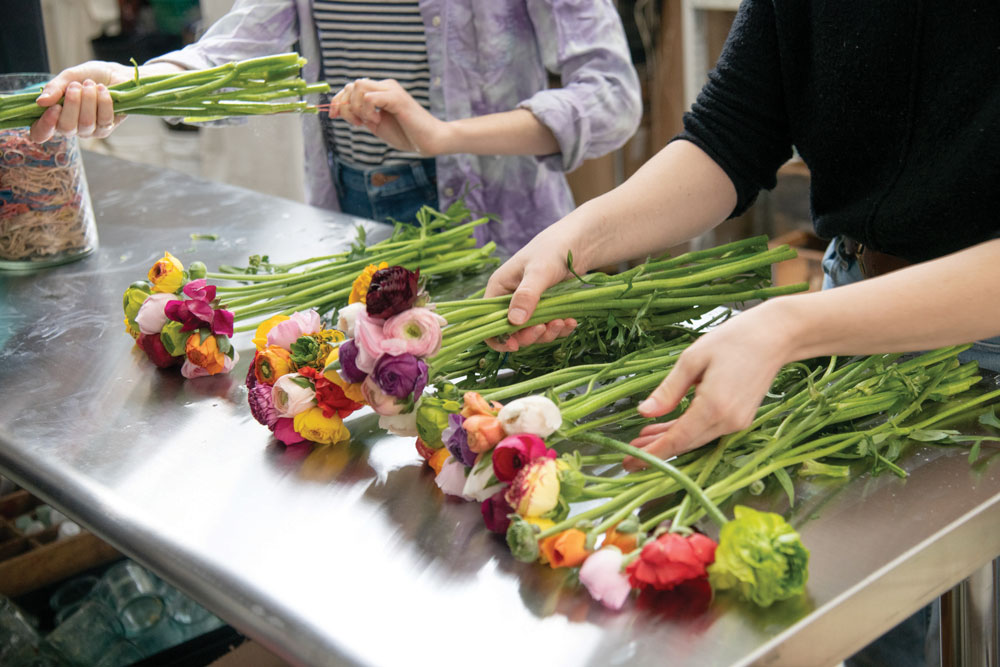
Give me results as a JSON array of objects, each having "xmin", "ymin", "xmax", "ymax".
[{"xmin": 410, "ymin": 159, "xmax": 431, "ymax": 189}]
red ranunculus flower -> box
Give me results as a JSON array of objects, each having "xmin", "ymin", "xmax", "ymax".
[
  {"xmin": 136, "ymin": 333, "xmax": 181, "ymax": 368},
  {"xmin": 481, "ymin": 491, "xmax": 515, "ymax": 534},
  {"xmin": 366, "ymin": 266, "xmax": 420, "ymax": 319},
  {"xmin": 415, "ymin": 437, "xmax": 437, "ymax": 462},
  {"xmin": 299, "ymin": 367, "xmax": 363, "ymax": 419},
  {"xmin": 626, "ymin": 532, "xmax": 717, "ymax": 592}
]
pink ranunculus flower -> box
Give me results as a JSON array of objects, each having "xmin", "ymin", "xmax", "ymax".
[
  {"xmin": 361, "ymin": 375, "xmax": 406, "ymax": 416},
  {"xmin": 580, "ymin": 547, "xmax": 633, "ymax": 610},
  {"xmin": 434, "ymin": 456, "xmax": 468, "ymax": 497},
  {"xmin": 267, "ymin": 309, "xmax": 322, "ymax": 349},
  {"xmin": 271, "ymin": 373, "xmax": 317, "ymax": 418},
  {"xmin": 493, "ymin": 433, "xmax": 557, "ymax": 483},
  {"xmin": 336, "ymin": 302, "xmax": 367, "ymax": 338},
  {"xmin": 273, "ymin": 417, "xmax": 307, "ymax": 445},
  {"xmin": 380, "ymin": 307, "xmax": 446, "ymax": 358},
  {"xmin": 135, "ymin": 292, "xmax": 175, "ymax": 335},
  {"xmin": 354, "ymin": 312, "xmax": 387, "ymax": 373},
  {"xmin": 180, "ymin": 349, "xmax": 239, "ymax": 379}
]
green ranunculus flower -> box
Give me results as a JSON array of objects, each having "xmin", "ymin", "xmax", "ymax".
[
  {"xmin": 708, "ymin": 505, "xmax": 810, "ymax": 607},
  {"xmin": 159, "ymin": 320, "xmax": 190, "ymax": 357},
  {"xmin": 289, "ymin": 335, "xmax": 322, "ymax": 367},
  {"xmin": 506, "ymin": 517, "xmax": 540, "ymax": 563},
  {"xmin": 123, "ymin": 282, "xmax": 152, "ymax": 335},
  {"xmin": 416, "ymin": 392, "xmax": 462, "ymax": 447}
]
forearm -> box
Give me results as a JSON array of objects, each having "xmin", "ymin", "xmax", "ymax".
[
  {"xmin": 439, "ymin": 109, "xmax": 559, "ymax": 156},
  {"xmin": 559, "ymin": 139, "xmax": 738, "ymax": 271},
  {"xmin": 770, "ymin": 238, "xmax": 1000, "ymax": 362}
]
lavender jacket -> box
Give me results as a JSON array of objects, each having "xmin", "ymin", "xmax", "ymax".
[{"xmin": 154, "ymin": 0, "xmax": 641, "ymax": 252}]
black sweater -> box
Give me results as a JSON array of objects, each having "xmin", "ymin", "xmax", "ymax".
[{"xmin": 679, "ymin": 0, "xmax": 1000, "ymax": 263}]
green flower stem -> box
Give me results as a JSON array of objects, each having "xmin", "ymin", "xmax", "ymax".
[
  {"xmin": 577, "ymin": 454, "xmax": 627, "ymax": 465},
  {"xmin": 574, "ymin": 431, "xmax": 729, "ymax": 528},
  {"xmin": 536, "ymin": 478, "xmax": 664, "ymax": 539},
  {"xmin": 588, "ymin": 479, "xmax": 678, "ymax": 539}
]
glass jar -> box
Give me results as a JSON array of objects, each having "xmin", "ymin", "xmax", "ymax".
[{"xmin": 0, "ymin": 73, "xmax": 98, "ymax": 270}]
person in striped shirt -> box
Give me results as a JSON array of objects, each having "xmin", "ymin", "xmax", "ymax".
[{"xmin": 30, "ymin": 0, "xmax": 642, "ymax": 254}]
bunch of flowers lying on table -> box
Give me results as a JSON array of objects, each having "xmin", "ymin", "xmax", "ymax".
[
  {"xmin": 325, "ymin": 263, "xmax": 446, "ymax": 437},
  {"xmin": 409, "ymin": 341, "xmax": 1000, "ymax": 612},
  {"xmin": 246, "ymin": 309, "xmax": 363, "ymax": 445},
  {"xmin": 123, "ymin": 252, "xmax": 237, "ymax": 377}
]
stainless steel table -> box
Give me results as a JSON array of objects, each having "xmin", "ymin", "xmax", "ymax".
[{"xmin": 1, "ymin": 152, "xmax": 999, "ymax": 667}]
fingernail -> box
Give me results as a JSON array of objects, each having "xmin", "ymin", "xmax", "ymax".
[
  {"xmin": 638, "ymin": 398, "xmax": 659, "ymax": 414},
  {"xmin": 509, "ymin": 308, "xmax": 527, "ymax": 325}
]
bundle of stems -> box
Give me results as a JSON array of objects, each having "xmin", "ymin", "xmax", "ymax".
[
  {"xmin": 428, "ymin": 236, "xmax": 807, "ymax": 378},
  {"xmin": 211, "ymin": 203, "xmax": 498, "ymax": 332},
  {"xmin": 535, "ymin": 346, "xmax": 1000, "ymax": 547},
  {"xmin": 0, "ymin": 53, "xmax": 329, "ymax": 129}
]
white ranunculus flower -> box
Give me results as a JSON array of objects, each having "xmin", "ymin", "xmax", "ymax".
[
  {"xmin": 434, "ymin": 457, "xmax": 468, "ymax": 497},
  {"xmin": 336, "ymin": 302, "xmax": 368, "ymax": 338},
  {"xmin": 134, "ymin": 292, "xmax": 175, "ymax": 335},
  {"xmin": 378, "ymin": 411, "xmax": 419, "ymax": 437},
  {"xmin": 461, "ymin": 456, "xmax": 505, "ymax": 502},
  {"xmin": 271, "ymin": 373, "xmax": 316, "ymax": 418},
  {"xmin": 498, "ymin": 395, "xmax": 563, "ymax": 437}
]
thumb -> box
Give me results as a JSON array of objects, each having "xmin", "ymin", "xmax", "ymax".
[
  {"xmin": 507, "ymin": 264, "xmax": 555, "ymax": 326},
  {"xmin": 638, "ymin": 354, "xmax": 703, "ymax": 417}
]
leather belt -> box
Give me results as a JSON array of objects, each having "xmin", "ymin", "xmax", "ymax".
[{"xmin": 842, "ymin": 237, "xmax": 913, "ymax": 278}]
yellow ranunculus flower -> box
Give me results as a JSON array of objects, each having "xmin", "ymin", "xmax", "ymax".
[
  {"xmin": 294, "ymin": 407, "xmax": 350, "ymax": 445},
  {"xmin": 252, "ymin": 314, "xmax": 291, "ymax": 351},
  {"xmin": 348, "ymin": 261, "xmax": 388, "ymax": 304},
  {"xmin": 147, "ymin": 251, "xmax": 185, "ymax": 293},
  {"xmin": 506, "ymin": 458, "xmax": 561, "ymax": 518}
]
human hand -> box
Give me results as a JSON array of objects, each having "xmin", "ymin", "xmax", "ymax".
[
  {"xmin": 329, "ymin": 78, "xmax": 448, "ymax": 155},
  {"xmin": 483, "ymin": 229, "xmax": 579, "ymax": 352},
  {"xmin": 624, "ymin": 301, "xmax": 794, "ymax": 470},
  {"xmin": 30, "ymin": 61, "xmax": 137, "ymax": 143}
]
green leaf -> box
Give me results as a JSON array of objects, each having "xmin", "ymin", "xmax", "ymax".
[
  {"xmin": 969, "ymin": 440, "xmax": 983, "ymax": 465},
  {"xmin": 979, "ymin": 407, "xmax": 1000, "ymax": 430},
  {"xmin": 215, "ymin": 335, "xmax": 231, "ymax": 355},
  {"xmin": 290, "ymin": 376, "xmax": 312, "ymax": 389},
  {"xmin": 908, "ymin": 429, "xmax": 960, "ymax": 442},
  {"xmin": 798, "ymin": 460, "xmax": 851, "ymax": 478},
  {"xmin": 773, "ymin": 467, "xmax": 796, "ymax": 507}
]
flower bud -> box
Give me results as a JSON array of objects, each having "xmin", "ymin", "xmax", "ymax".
[
  {"xmin": 506, "ymin": 517, "xmax": 540, "ymax": 563},
  {"xmin": 188, "ymin": 261, "xmax": 207, "ymax": 280}
]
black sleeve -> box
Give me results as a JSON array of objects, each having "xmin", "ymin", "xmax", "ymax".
[{"xmin": 677, "ymin": 0, "xmax": 793, "ymax": 217}]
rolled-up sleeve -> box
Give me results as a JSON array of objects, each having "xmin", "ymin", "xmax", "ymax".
[
  {"xmin": 149, "ymin": 0, "xmax": 300, "ymax": 70},
  {"xmin": 520, "ymin": 0, "xmax": 642, "ymax": 172}
]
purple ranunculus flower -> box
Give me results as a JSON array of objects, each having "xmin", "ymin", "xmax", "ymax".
[
  {"xmin": 248, "ymin": 382, "xmax": 280, "ymax": 429},
  {"xmin": 366, "ymin": 266, "xmax": 420, "ymax": 319},
  {"xmin": 338, "ymin": 339, "xmax": 368, "ymax": 384},
  {"xmin": 443, "ymin": 413, "xmax": 477, "ymax": 467},
  {"xmin": 372, "ymin": 353, "xmax": 428, "ymax": 399},
  {"xmin": 481, "ymin": 491, "xmax": 514, "ymax": 534}
]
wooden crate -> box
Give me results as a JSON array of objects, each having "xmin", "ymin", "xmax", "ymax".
[{"xmin": 0, "ymin": 490, "xmax": 121, "ymax": 598}]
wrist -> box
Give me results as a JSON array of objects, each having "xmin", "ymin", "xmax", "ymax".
[{"xmin": 755, "ymin": 296, "xmax": 814, "ymax": 366}]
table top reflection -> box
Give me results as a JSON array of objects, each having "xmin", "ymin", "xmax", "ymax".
[{"xmin": 1, "ymin": 152, "xmax": 999, "ymax": 667}]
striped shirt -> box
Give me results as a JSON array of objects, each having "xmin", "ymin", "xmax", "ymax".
[{"xmin": 313, "ymin": 0, "xmax": 431, "ymax": 167}]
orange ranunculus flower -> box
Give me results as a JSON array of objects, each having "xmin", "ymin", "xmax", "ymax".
[
  {"xmin": 540, "ymin": 529, "xmax": 590, "ymax": 569},
  {"xmin": 252, "ymin": 314, "xmax": 290, "ymax": 351},
  {"xmin": 428, "ymin": 448, "xmax": 451, "ymax": 475},
  {"xmin": 463, "ymin": 415, "xmax": 506, "ymax": 453},
  {"xmin": 148, "ymin": 251, "xmax": 185, "ymax": 293},
  {"xmin": 348, "ymin": 261, "xmax": 389, "ymax": 304},
  {"xmin": 185, "ymin": 334, "xmax": 226, "ymax": 375},
  {"xmin": 254, "ymin": 345, "xmax": 293, "ymax": 385},
  {"xmin": 461, "ymin": 391, "xmax": 503, "ymax": 418},
  {"xmin": 604, "ymin": 525, "xmax": 639, "ymax": 553}
]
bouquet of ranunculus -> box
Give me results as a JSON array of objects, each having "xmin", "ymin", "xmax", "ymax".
[
  {"xmin": 247, "ymin": 309, "xmax": 365, "ymax": 445},
  {"xmin": 123, "ymin": 251, "xmax": 237, "ymax": 377},
  {"xmin": 323, "ymin": 263, "xmax": 446, "ymax": 437}
]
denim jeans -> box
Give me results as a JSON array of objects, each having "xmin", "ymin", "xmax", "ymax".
[
  {"xmin": 332, "ymin": 155, "xmax": 439, "ymax": 225},
  {"xmin": 822, "ymin": 236, "xmax": 1000, "ymax": 371}
]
